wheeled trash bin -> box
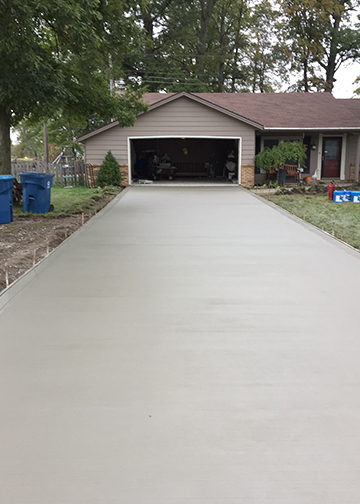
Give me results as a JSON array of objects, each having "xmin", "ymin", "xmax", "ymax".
[
  {"xmin": 20, "ymin": 172, "xmax": 54, "ymax": 214},
  {"xmin": 0, "ymin": 175, "xmax": 14, "ymax": 224}
]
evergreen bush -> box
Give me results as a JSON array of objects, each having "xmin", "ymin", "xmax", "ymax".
[{"xmin": 97, "ymin": 151, "xmax": 121, "ymax": 187}]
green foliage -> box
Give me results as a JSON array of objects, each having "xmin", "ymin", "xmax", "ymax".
[
  {"xmin": 48, "ymin": 186, "xmax": 108, "ymax": 216},
  {"xmin": 255, "ymin": 141, "xmax": 307, "ymax": 172},
  {"xmin": 12, "ymin": 185, "xmax": 121, "ymax": 217},
  {"xmin": 0, "ymin": 0, "xmax": 148, "ymax": 174},
  {"xmin": 244, "ymin": 0, "xmax": 289, "ymax": 92},
  {"xmin": 11, "ymin": 89, "xmax": 149, "ymax": 160},
  {"xmin": 97, "ymin": 151, "xmax": 121, "ymax": 187},
  {"xmin": 119, "ymin": 0, "xmax": 287, "ymax": 92},
  {"xmin": 268, "ymin": 180, "xmax": 280, "ymax": 188},
  {"xmin": 281, "ymin": 0, "xmax": 360, "ymax": 92},
  {"xmin": 11, "ymin": 121, "xmax": 44, "ymax": 159}
]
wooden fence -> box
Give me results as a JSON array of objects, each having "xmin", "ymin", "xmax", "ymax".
[{"xmin": 11, "ymin": 159, "xmax": 87, "ymax": 186}]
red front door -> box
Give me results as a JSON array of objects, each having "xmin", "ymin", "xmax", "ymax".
[{"xmin": 322, "ymin": 137, "xmax": 342, "ymax": 178}]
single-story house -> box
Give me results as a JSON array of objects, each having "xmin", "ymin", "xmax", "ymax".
[{"xmin": 77, "ymin": 91, "xmax": 360, "ymax": 186}]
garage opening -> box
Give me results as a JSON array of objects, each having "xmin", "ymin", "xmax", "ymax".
[{"xmin": 129, "ymin": 136, "xmax": 241, "ymax": 184}]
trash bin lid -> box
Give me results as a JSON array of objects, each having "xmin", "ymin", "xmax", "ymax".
[
  {"xmin": 19, "ymin": 172, "xmax": 54, "ymax": 178},
  {"xmin": 0, "ymin": 175, "xmax": 14, "ymax": 193},
  {"xmin": 20, "ymin": 172, "xmax": 54, "ymax": 188}
]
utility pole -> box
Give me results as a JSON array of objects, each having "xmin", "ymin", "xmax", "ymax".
[{"xmin": 43, "ymin": 121, "xmax": 49, "ymax": 171}]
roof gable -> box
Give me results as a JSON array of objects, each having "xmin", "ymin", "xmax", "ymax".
[
  {"xmin": 144, "ymin": 91, "xmax": 264, "ymax": 129},
  {"xmin": 77, "ymin": 92, "xmax": 360, "ymax": 142}
]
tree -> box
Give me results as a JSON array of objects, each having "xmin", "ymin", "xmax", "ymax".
[
  {"xmin": 119, "ymin": 0, "xmax": 252, "ymax": 92},
  {"xmin": 0, "ymin": 0, "xmax": 148, "ymax": 175},
  {"xmin": 97, "ymin": 150, "xmax": 121, "ymax": 186},
  {"xmin": 244, "ymin": 0, "xmax": 289, "ymax": 92},
  {"xmin": 353, "ymin": 75, "xmax": 360, "ymax": 94},
  {"xmin": 281, "ymin": 0, "xmax": 360, "ymax": 92},
  {"xmin": 11, "ymin": 121, "xmax": 45, "ymax": 159},
  {"xmin": 205, "ymin": 0, "xmax": 250, "ymax": 91}
]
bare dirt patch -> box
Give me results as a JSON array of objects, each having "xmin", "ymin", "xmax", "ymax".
[
  {"xmin": 0, "ymin": 188, "xmax": 121, "ymax": 293},
  {"xmin": 0, "ymin": 216, "xmax": 84, "ymax": 292}
]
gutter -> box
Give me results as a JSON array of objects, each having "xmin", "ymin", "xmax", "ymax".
[{"xmin": 264, "ymin": 127, "xmax": 360, "ymax": 131}]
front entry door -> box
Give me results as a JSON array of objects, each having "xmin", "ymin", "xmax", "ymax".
[{"xmin": 322, "ymin": 137, "xmax": 342, "ymax": 178}]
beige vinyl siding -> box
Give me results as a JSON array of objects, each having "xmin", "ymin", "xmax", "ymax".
[{"xmin": 83, "ymin": 96, "xmax": 256, "ymax": 165}]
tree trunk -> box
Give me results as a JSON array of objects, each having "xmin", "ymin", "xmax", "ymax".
[
  {"xmin": 197, "ymin": 0, "xmax": 218, "ymax": 77},
  {"xmin": 325, "ymin": 15, "xmax": 341, "ymax": 93},
  {"xmin": 216, "ymin": 6, "xmax": 226, "ymax": 92},
  {"xmin": 43, "ymin": 121, "xmax": 49, "ymax": 169},
  {"xmin": 217, "ymin": 60, "xmax": 225, "ymax": 92},
  {"xmin": 303, "ymin": 58, "xmax": 309, "ymax": 92},
  {"xmin": 0, "ymin": 107, "xmax": 11, "ymax": 175}
]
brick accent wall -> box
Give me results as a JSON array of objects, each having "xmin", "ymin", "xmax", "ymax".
[{"xmin": 241, "ymin": 164, "xmax": 255, "ymax": 187}]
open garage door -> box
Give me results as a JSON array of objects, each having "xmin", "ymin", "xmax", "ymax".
[{"xmin": 128, "ymin": 136, "xmax": 241, "ymax": 184}]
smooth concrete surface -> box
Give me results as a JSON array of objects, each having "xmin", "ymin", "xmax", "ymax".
[{"xmin": 1, "ymin": 186, "xmax": 360, "ymax": 503}]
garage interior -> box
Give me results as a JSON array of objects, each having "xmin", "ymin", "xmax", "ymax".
[{"xmin": 130, "ymin": 137, "xmax": 239, "ymax": 183}]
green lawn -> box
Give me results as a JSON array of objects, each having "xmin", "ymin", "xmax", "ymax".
[
  {"xmin": 264, "ymin": 192, "xmax": 360, "ymax": 250},
  {"xmin": 14, "ymin": 184, "xmax": 121, "ymax": 218}
]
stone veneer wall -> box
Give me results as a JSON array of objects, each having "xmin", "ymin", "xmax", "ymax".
[
  {"xmin": 350, "ymin": 164, "xmax": 355, "ymax": 182},
  {"xmin": 86, "ymin": 164, "xmax": 129, "ymax": 188},
  {"xmin": 241, "ymin": 164, "xmax": 255, "ymax": 187},
  {"xmin": 119, "ymin": 165, "xmax": 129, "ymax": 186}
]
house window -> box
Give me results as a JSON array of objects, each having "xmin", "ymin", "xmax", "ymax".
[
  {"xmin": 264, "ymin": 139, "xmax": 279, "ymax": 150},
  {"xmin": 256, "ymin": 136, "xmax": 309, "ymax": 173}
]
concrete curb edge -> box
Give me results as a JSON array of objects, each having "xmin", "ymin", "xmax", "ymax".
[
  {"xmin": 0, "ymin": 187, "xmax": 131, "ymax": 314},
  {"xmin": 246, "ymin": 188, "xmax": 360, "ymax": 258}
]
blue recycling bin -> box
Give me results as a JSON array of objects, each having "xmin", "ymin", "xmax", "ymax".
[
  {"xmin": 333, "ymin": 191, "xmax": 344, "ymax": 203},
  {"xmin": 20, "ymin": 172, "xmax": 54, "ymax": 214},
  {"xmin": 342, "ymin": 191, "xmax": 351, "ymax": 202},
  {"xmin": 351, "ymin": 191, "xmax": 360, "ymax": 203},
  {"xmin": 0, "ymin": 175, "xmax": 14, "ymax": 224},
  {"xmin": 333, "ymin": 190, "xmax": 351, "ymax": 203}
]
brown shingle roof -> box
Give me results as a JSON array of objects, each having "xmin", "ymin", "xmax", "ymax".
[
  {"xmin": 338, "ymin": 98, "xmax": 360, "ymax": 118},
  {"xmin": 143, "ymin": 92, "xmax": 360, "ymax": 129},
  {"xmin": 77, "ymin": 92, "xmax": 360, "ymax": 142}
]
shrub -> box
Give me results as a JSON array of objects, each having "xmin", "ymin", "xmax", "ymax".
[
  {"xmin": 97, "ymin": 151, "xmax": 121, "ymax": 187},
  {"xmin": 255, "ymin": 141, "xmax": 307, "ymax": 172}
]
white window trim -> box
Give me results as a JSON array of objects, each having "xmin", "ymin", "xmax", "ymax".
[
  {"xmin": 260, "ymin": 136, "xmax": 302, "ymax": 150},
  {"xmin": 127, "ymin": 135, "xmax": 243, "ymax": 185}
]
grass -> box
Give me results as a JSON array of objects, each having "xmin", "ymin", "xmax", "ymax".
[
  {"xmin": 14, "ymin": 184, "xmax": 121, "ymax": 218},
  {"xmin": 264, "ymin": 192, "xmax": 360, "ymax": 250}
]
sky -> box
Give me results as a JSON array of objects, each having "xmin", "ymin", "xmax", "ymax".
[
  {"xmin": 332, "ymin": 7, "xmax": 360, "ymax": 98},
  {"xmin": 332, "ymin": 62, "xmax": 360, "ymax": 98}
]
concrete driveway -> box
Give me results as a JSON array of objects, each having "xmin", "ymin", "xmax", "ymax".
[{"xmin": 1, "ymin": 186, "xmax": 360, "ymax": 503}]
